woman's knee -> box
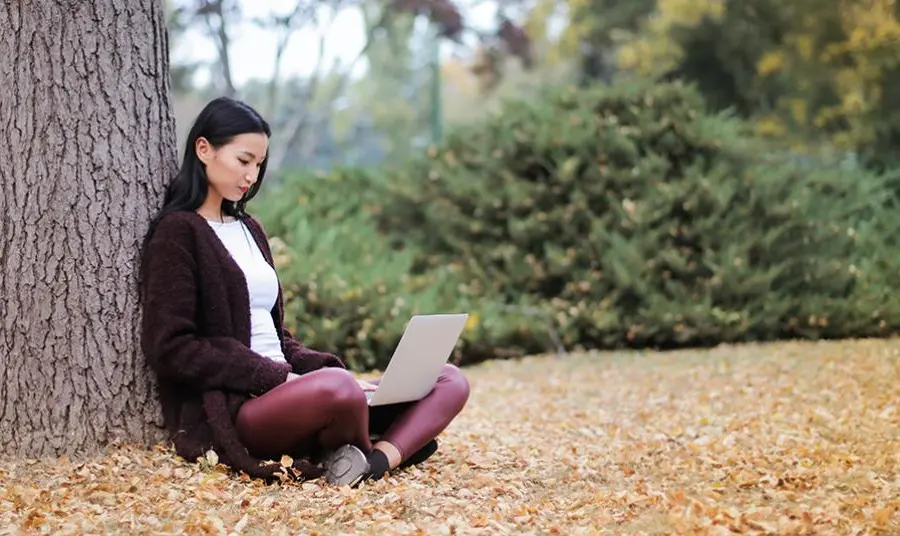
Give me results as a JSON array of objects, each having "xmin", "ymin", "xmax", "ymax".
[
  {"xmin": 439, "ymin": 364, "xmax": 470, "ymax": 405},
  {"xmin": 312, "ymin": 367, "xmax": 367, "ymax": 410}
]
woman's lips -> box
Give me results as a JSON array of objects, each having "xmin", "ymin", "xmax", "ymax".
[{"xmin": 239, "ymin": 186, "xmax": 249, "ymax": 194}]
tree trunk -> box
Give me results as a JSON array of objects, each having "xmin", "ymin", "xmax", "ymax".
[{"xmin": 0, "ymin": 1, "xmax": 176, "ymax": 457}]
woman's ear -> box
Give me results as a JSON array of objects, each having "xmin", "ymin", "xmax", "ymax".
[{"xmin": 195, "ymin": 137, "xmax": 213, "ymax": 164}]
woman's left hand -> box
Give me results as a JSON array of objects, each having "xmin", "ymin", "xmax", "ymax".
[{"xmin": 356, "ymin": 379, "xmax": 378, "ymax": 392}]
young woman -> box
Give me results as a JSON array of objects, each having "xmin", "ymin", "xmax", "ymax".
[{"xmin": 140, "ymin": 97, "xmax": 470, "ymax": 487}]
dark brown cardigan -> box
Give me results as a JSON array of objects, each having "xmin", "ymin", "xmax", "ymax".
[{"xmin": 140, "ymin": 210, "xmax": 345, "ymax": 480}]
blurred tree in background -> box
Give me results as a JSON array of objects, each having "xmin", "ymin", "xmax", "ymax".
[
  {"xmin": 165, "ymin": 0, "xmax": 535, "ymax": 171},
  {"xmin": 613, "ymin": 0, "xmax": 900, "ymax": 170},
  {"xmin": 165, "ymin": 0, "xmax": 900, "ymax": 173}
]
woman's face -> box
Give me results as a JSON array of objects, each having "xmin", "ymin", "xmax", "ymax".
[{"xmin": 195, "ymin": 132, "xmax": 268, "ymax": 203}]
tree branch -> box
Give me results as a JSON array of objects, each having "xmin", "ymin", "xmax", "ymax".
[
  {"xmin": 267, "ymin": 1, "xmax": 392, "ymax": 172},
  {"xmin": 198, "ymin": 0, "xmax": 237, "ymax": 97},
  {"xmin": 262, "ymin": 1, "xmax": 318, "ymax": 117}
]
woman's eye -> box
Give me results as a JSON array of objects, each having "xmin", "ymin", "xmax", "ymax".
[{"xmin": 239, "ymin": 159, "xmax": 250, "ymax": 165}]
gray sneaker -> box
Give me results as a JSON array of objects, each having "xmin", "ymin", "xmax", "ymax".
[{"xmin": 325, "ymin": 444, "xmax": 370, "ymax": 487}]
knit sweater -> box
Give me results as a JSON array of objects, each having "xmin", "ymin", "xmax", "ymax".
[{"xmin": 140, "ymin": 210, "xmax": 345, "ymax": 480}]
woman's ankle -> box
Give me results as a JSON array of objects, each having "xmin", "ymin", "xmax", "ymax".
[{"xmin": 372, "ymin": 441, "xmax": 403, "ymax": 469}]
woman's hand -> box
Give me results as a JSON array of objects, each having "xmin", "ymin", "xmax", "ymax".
[
  {"xmin": 356, "ymin": 379, "xmax": 378, "ymax": 392},
  {"xmin": 286, "ymin": 372, "xmax": 375, "ymax": 391}
]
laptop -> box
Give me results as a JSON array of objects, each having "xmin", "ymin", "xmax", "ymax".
[{"xmin": 365, "ymin": 313, "xmax": 469, "ymax": 406}]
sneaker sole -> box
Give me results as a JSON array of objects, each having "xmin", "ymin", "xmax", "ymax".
[{"xmin": 325, "ymin": 444, "xmax": 369, "ymax": 487}]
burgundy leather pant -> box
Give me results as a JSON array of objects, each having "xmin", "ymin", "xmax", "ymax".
[{"xmin": 234, "ymin": 364, "xmax": 470, "ymax": 462}]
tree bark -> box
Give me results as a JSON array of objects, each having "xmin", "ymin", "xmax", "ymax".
[{"xmin": 0, "ymin": 1, "xmax": 176, "ymax": 457}]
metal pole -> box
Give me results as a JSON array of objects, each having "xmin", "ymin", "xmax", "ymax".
[{"xmin": 430, "ymin": 24, "xmax": 443, "ymax": 144}]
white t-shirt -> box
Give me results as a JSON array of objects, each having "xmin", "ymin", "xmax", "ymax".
[{"xmin": 207, "ymin": 219, "xmax": 287, "ymax": 363}]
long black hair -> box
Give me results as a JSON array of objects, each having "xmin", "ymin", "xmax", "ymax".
[{"xmin": 139, "ymin": 97, "xmax": 271, "ymax": 282}]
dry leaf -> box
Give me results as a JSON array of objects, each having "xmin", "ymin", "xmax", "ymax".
[
  {"xmin": 874, "ymin": 506, "xmax": 894, "ymax": 526},
  {"xmin": 233, "ymin": 513, "xmax": 249, "ymax": 532},
  {"xmin": 0, "ymin": 340, "xmax": 897, "ymax": 535}
]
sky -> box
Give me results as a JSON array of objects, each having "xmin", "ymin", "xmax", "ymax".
[{"xmin": 172, "ymin": 0, "xmax": 498, "ymax": 86}]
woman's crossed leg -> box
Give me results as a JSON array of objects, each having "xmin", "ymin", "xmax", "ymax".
[{"xmin": 234, "ymin": 364, "xmax": 470, "ymax": 485}]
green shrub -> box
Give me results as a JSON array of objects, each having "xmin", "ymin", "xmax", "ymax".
[
  {"xmin": 254, "ymin": 169, "xmax": 555, "ymax": 370},
  {"xmin": 376, "ymin": 80, "xmax": 900, "ymax": 349}
]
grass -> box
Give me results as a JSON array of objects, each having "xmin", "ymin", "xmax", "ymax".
[{"xmin": 1, "ymin": 338, "xmax": 899, "ymax": 535}]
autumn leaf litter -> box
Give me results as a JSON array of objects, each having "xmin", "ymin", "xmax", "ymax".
[{"xmin": 1, "ymin": 339, "xmax": 899, "ymax": 535}]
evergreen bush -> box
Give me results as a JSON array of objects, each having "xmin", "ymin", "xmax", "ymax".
[
  {"xmin": 255, "ymin": 169, "xmax": 553, "ymax": 370},
  {"xmin": 377, "ymin": 81, "xmax": 900, "ymax": 349}
]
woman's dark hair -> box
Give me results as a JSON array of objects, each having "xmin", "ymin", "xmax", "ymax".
[{"xmin": 139, "ymin": 97, "xmax": 271, "ymax": 282}]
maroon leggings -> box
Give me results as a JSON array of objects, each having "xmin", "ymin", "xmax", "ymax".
[{"xmin": 234, "ymin": 364, "xmax": 470, "ymax": 462}]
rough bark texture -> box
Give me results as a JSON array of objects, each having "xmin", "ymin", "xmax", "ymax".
[{"xmin": 0, "ymin": 1, "xmax": 176, "ymax": 457}]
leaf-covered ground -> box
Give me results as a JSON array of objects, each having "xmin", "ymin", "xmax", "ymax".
[{"xmin": 2, "ymin": 339, "xmax": 899, "ymax": 535}]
